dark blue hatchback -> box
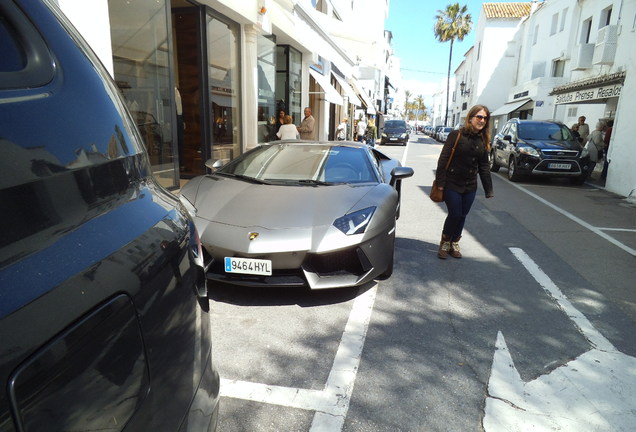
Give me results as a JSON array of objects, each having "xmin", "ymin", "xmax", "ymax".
[{"xmin": 0, "ymin": 1, "xmax": 220, "ymax": 430}]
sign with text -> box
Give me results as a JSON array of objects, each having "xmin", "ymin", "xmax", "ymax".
[{"xmin": 554, "ymin": 83, "xmax": 622, "ymax": 105}]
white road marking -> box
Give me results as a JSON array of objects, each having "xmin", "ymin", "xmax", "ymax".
[
  {"xmin": 509, "ymin": 247, "xmax": 614, "ymax": 351},
  {"xmin": 220, "ymin": 283, "xmax": 378, "ymax": 431},
  {"xmin": 503, "ymin": 180, "xmax": 636, "ymax": 256},
  {"xmin": 484, "ymin": 248, "xmax": 636, "ymax": 431}
]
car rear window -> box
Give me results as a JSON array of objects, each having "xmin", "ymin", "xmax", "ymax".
[{"xmin": 0, "ymin": 14, "xmax": 26, "ymax": 72}]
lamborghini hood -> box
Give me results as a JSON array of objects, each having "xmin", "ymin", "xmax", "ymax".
[{"xmin": 188, "ymin": 176, "xmax": 376, "ymax": 229}]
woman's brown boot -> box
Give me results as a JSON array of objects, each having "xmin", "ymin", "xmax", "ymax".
[
  {"xmin": 438, "ymin": 234, "xmax": 451, "ymax": 259},
  {"xmin": 450, "ymin": 236, "xmax": 462, "ymax": 258}
]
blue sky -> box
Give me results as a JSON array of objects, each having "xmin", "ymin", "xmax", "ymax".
[{"xmin": 385, "ymin": 0, "xmax": 511, "ymax": 104}]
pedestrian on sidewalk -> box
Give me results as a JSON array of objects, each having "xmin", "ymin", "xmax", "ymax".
[
  {"xmin": 577, "ymin": 116, "xmax": 590, "ymax": 144},
  {"xmin": 336, "ymin": 118, "xmax": 348, "ymax": 140},
  {"xmin": 366, "ymin": 119, "xmax": 377, "ymax": 147},
  {"xmin": 435, "ymin": 104, "xmax": 494, "ymax": 259},
  {"xmin": 585, "ymin": 120, "xmax": 606, "ymax": 179},
  {"xmin": 277, "ymin": 115, "xmax": 300, "ymax": 140},
  {"xmin": 297, "ymin": 107, "xmax": 316, "ymax": 140},
  {"xmin": 601, "ymin": 119, "xmax": 613, "ymax": 180},
  {"xmin": 356, "ymin": 118, "xmax": 367, "ymax": 143}
]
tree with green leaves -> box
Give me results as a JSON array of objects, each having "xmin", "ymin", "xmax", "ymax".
[
  {"xmin": 414, "ymin": 95, "xmax": 426, "ymax": 124},
  {"xmin": 434, "ymin": 3, "xmax": 472, "ymax": 126},
  {"xmin": 403, "ymin": 89, "xmax": 412, "ymax": 120}
]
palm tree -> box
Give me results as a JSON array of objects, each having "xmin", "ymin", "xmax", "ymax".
[
  {"xmin": 434, "ymin": 3, "xmax": 472, "ymax": 126},
  {"xmin": 414, "ymin": 95, "xmax": 426, "ymax": 124},
  {"xmin": 403, "ymin": 89, "xmax": 412, "ymax": 120}
]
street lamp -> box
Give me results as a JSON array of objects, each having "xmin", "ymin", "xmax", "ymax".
[{"xmin": 460, "ymin": 81, "xmax": 471, "ymax": 97}]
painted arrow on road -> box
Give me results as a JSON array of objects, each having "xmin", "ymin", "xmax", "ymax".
[{"xmin": 483, "ymin": 248, "xmax": 636, "ymax": 432}]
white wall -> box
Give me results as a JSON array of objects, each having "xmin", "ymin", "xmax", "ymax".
[
  {"xmin": 57, "ymin": 0, "xmax": 113, "ymax": 75},
  {"xmin": 605, "ymin": 0, "xmax": 636, "ymax": 199}
]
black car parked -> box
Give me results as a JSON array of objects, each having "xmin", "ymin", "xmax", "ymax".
[
  {"xmin": 490, "ymin": 119, "xmax": 590, "ymax": 184},
  {"xmin": 0, "ymin": 1, "xmax": 220, "ymax": 430},
  {"xmin": 381, "ymin": 120, "xmax": 410, "ymax": 145}
]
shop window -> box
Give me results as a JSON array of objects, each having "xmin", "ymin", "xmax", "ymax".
[
  {"xmin": 257, "ymin": 35, "xmax": 276, "ymax": 143},
  {"xmin": 276, "ymin": 45, "xmax": 302, "ymax": 126},
  {"xmin": 206, "ymin": 12, "xmax": 241, "ymax": 165},
  {"xmin": 108, "ymin": 0, "xmax": 175, "ymax": 187}
]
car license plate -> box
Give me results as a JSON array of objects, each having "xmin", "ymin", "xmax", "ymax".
[
  {"xmin": 390, "ymin": 137, "xmax": 397, "ymax": 141},
  {"xmin": 548, "ymin": 163, "xmax": 571, "ymax": 169},
  {"xmin": 224, "ymin": 257, "xmax": 272, "ymax": 276}
]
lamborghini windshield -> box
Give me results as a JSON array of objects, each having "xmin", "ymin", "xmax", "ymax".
[{"xmin": 216, "ymin": 143, "xmax": 379, "ymax": 185}]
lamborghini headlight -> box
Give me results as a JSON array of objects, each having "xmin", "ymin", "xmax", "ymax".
[{"xmin": 333, "ymin": 207, "xmax": 376, "ymax": 235}]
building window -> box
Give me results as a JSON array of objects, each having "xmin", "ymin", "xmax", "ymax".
[
  {"xmin": 551, "ymin": 13, "xmax": 558, "ymax": 35},
  {"xmin": 581, "ymin": 18, "xmax": 592, "ymax": 43},
  {"xmin": 531, "ymin": 61, "xmax": 545, "ymax": 79},
  {"xmin": 533, "ymin": 25, "xmax": 539, "ymax": 45},
  {"xmin": 552, "ymin": 59, "xmax": 565, "ymax": 77},
  {"xmin": 560, "ymin": 8, "xmax": 568, "ymax": 32},
  {"xmin": 600, "ymin": 6, "xmax": 613, "ymax": 28},
  {"xmin": 567, "ymin": 106, "xmax": 577, "ymax": 118}
]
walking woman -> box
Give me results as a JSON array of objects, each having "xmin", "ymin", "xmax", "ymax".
[{"xmin": 435, "ymin": 105, "xmax": 494, "ymax": 259}]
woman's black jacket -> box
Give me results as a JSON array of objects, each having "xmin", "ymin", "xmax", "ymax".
[{"xmin": 435, "ymin": 129, "xmax": 494, "ymax": 196}]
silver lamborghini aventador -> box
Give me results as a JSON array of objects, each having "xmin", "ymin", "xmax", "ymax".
[{"xmin": 179, "ymin": 141, "xmax": 413, "ymax": 289}]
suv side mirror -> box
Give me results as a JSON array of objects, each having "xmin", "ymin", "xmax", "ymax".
[{"xmin": 503, "ymin": 134, "xmax": 512, "ymax": 142}]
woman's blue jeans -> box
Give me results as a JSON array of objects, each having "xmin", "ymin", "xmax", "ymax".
[{"xmin": 442, "ymin": 188, "xmax": 476, "ymax": 239}]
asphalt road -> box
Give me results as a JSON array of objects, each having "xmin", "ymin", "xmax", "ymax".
[{"xmin": 209, "ymin": 133, "xmax": 636, "ymax": 431}]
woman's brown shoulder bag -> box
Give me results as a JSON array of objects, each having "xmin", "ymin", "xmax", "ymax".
[{"xmin": 430, "ymin": 131, "xmax": 461, "ymax": 202}]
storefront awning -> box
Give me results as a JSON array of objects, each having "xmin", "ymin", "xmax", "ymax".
[
  {"xmin": 350, "ymin": 79, "xmax": 377, "ymax": 114},
  {"xmin": 309, "ymin": 68, "xmax": 343, "ymax": 106},
  {"xmin": 491, "ymin": 98, "xmax": 533, "ymax": 117},
  {"xmin": 331, "ymin": 72, "xmax": 361, "ymax": 107}
]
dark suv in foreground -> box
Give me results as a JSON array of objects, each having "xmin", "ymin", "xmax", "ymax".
[
  {"xmin": 0, "ymin": 1, "xmax": 219, "ymax": 430},
  {"xmin": 490, "ymin": 119, "xmax": 590, "ymax": 184}
]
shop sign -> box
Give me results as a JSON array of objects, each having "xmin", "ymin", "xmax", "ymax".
[{"xmin": 555, "ymin": 83, "xmax": 622, "ymax": 105}]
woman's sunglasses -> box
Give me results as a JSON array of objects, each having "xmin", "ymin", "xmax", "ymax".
[{"xmin": 472, "ymin": 115, "xmax": 489, "ymax": 121}]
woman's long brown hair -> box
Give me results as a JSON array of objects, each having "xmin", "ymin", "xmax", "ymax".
[{"xmin": 462, "ymin": 104, "xmax": 491, "ymax": 152}]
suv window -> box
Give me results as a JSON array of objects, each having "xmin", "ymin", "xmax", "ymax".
[
  {"xmin": 0, "ymin": 13, "xmax": 25, "ymax": 71},
  {"xmin": 518, "ymin": 122, "xmax": 573, "ymax": 141},
  {"xmin": 0, "ymin": 1, "xmax": 55, "ymax": 88}
]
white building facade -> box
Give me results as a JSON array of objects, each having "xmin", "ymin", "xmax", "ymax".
[
  {"xmin": 54, "ymin": 0, "xmax": 391, "ymax": 189},
  {"xmin": 457, "ymin": 0, "xmax": 635, "ymax": 199}
]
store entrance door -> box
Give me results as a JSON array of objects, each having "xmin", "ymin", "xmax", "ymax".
[{"xmin": 172, "ymin": 4, "xmax": 206, "ymax": 178}]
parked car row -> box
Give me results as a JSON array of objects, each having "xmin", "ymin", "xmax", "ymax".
[{"xmin": 423, "ymin": 125, "xmax": 455, "ymax": 142}]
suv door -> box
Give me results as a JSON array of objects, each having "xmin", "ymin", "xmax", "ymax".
[{"xmin": 0, "ymin": 1, "xmax": 219, "ymax": 430}]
